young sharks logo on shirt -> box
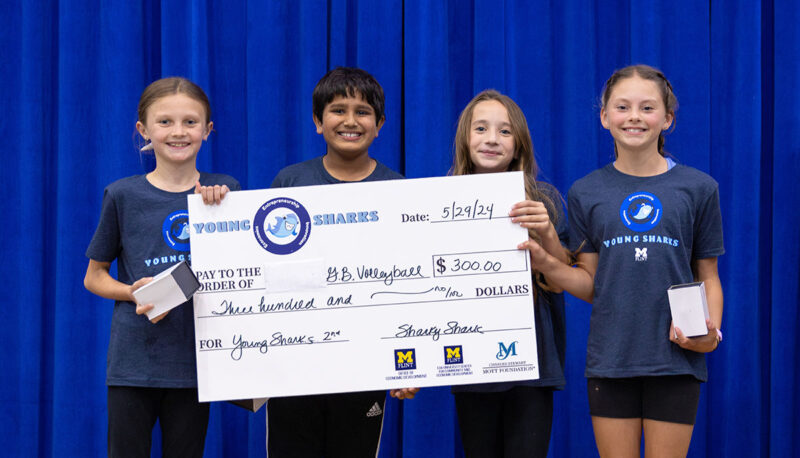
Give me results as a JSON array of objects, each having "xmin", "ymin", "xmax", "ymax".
[
  {"xmin": 162, "ymin": 210, "xmax": 191, "ymax": 252},
  {"xmin": 620, "ymin": 192, "xmax": 663, "ymax": 232}
]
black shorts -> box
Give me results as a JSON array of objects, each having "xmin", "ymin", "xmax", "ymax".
[
  {"xmin": 267, "ymin": 391, "xmax": 386, "ymax": 458},
  {"xmin": 587, "ymin": 375, "xmax": 701, "ymax": 425}
]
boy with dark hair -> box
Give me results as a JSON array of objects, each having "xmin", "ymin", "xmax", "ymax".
[
  {"xmin": 267, "ymin": 67, "xmax": 405, "ymax": 457},
  {"xmin": 272, "ymin": 67, "xmax": 398, "ymax": 186}
]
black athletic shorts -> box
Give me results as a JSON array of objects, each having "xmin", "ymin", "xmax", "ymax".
[{"xmin": 587, "ymin": 375, "xmax": 701, "ymax": 425}]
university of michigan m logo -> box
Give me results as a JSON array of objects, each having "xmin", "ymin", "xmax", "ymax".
[
  {"xmin": 444, "ymin": 345, "xmax": 463, "ymax": 364},
  {"xmin": 394, "ymin": 348, "xmax": 416, "ymax": 370}
]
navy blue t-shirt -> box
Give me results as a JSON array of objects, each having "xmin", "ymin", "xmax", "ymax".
[
  {"xmin": 271, "ymin": 156, "xmax": 403, "ymax": 187},
  {"xmin": 568, "ymin": 163, "xmax": 724, "ymax": 382},
  {"xmin": 453, "ymin": 181, "xmax": 569, "ymax": 392},
  {"xmin": 86, "ymin": 173, "xmax": 241, "ymax": 388}
]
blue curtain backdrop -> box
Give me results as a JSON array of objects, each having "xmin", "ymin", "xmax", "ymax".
[{"xmin": 1, "ymin": 0, "xmax": 798, "ymax": 456}]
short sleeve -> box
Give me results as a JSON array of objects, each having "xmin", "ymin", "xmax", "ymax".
[
  {"xmin": 540, "ymin": 182, "xmax": 569, "ymax": 246},
  {"xmin": 270, "ymin": 172, "xmax": 286, "ymax": 188},
  {"xmin": 692, "ymin": 183, "xmax": 725, "ymax": 259},
  {"xmin": 85, "ymin": 187, "xmax": 121, "ymax": 262},
  {"xmin": 567, "ymin": 185, "xmax": 595, "ymax": 253}
]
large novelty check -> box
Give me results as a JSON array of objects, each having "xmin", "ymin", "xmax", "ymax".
[{"xmin": 188, "ymin": 171, "xmax": 539, "ymax": 402}]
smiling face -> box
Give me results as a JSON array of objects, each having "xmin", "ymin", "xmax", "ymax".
[
  {"xmin": 468, "ymin": 100, "xmax": 516, "ymax": 174},
  {"xmin": 136, "ymin": 93, "xmax": 212, "ymax": 167},
  {"xmin": 601, "ymin": 75, "xmax": 673, "ymax": 157},
  {"xmin": 314, "ymin": 93, "xmax": 384, "ymax": 160}
]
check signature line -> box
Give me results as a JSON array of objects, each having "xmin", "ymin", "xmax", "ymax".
[{"xmin": 379, "ymin": 326, "xmax": 532, "ymax": 340}]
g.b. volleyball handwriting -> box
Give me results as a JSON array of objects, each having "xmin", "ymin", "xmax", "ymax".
[{"xmin": 327, "ymin": 263, "xmax": 423, "ymax": 285}]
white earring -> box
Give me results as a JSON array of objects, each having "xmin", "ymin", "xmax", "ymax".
[{"xmin": 140, "ymin": 141, "xmax": 154, "ymax": 152}]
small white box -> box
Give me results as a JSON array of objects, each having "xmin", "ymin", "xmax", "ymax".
[
  {"xmin": 667, "ymin": 282, "xmax": 709, "ymax": 337},
  {"xmin": 132, "ymin": 260, "xmax": 200, "ymax": 320}
]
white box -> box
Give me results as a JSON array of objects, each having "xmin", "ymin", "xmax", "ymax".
[
  {"xmin": 132, "ymin": 260, "xmax": 200, "ymax": 319},
  {"xmin": 667, "ymin": 282, "xmax": 709, "ymax": 337}
]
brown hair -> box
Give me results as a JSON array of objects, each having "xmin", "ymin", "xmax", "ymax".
[
  {"xmin": 138, "ymin": 77, "xmax": 212, "ymax": 125},
  {"xmin": 600, "ymin": 64, "xmax": 678, "ymax": 156},
  {"xmin": 450, "ymin": 89, "xmax": 556, "ymax": 221},
  {"xmin": 450, "ymin": 89, "xmax": 560, "ymax": 291}
]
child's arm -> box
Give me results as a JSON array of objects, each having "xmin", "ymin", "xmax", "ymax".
[
  {"xmin": 517, "ymin": 240, "xmax": 597, "ymax": 303},
  {"xmin": 84, "ymin": 260, "xmax": 167, "ymax": 323},
  {"xmin": 670, "ymin": 257, "xmax": 723, "ymax": 353}
]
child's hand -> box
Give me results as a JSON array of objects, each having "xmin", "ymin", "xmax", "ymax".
[
  {"xmin": 669, "ymin": 319, "xmax": 720, "ymax": 353},
  {"xmin": 195, "ymin": 181, "xmax": 231, "ymax": 205},
  {"xmin": 129, "ymin": 277, "xmax": 153, "ymax": 302},
  {"xmin": 517, "ymin": 238, "xmax": 549, "ymax": 268},
  {"xmin": 390, "ymin": 387, "xmax": 420, "ymax": 400},
  {"xmin": 510, "ymin": 200, "xmax": 554, "ymax": 238},
  {"xmin": 129, "ymin": 277, "xmax": 168, "ymax": 324}
]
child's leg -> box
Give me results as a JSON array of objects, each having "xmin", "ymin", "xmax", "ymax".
[
  {"xmin": 502, "ymin": 386, "xmax": 554, "ymax": 458},
  {"xmin": 587, "ymin": 377, "xmax": 644, "ymax": 458},
  {"xmin": 107, "ymin": 386, "xmax": 159, "ymax": 458},
  {"xmin": 454, "ymin": 391, "xmax": 503, "ymax": 457},
  {"xmin": 159, "ymin": 388, "xmax": 209, "ymax": 458},
  {"xmin": 642, "ymin": 420, "xmax": 693, "ymax": 458},
  {"xmin": 591, "ymin": 417, "xmax": 643, "ymax": 457},
  {"xmin": 325, "ymin": 390, "xmax": 386, "ymax": 458},
  {"xmin": 267, "ymin": 395, "xmax": 325, "ymax": 458},
  {"xmin": 641, "ymin": 375, "xmax": 700, "ymax": 458}
]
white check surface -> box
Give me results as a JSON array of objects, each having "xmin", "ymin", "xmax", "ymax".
[{"xmin": 188, "ymin": 171, "xmax": 539, "ymax": 401}]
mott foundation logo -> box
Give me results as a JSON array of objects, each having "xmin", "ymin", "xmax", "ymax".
[
  {"xmin": 444, "ymin": 345, "xmax": 463, "ymax": 364},
  {"xmin": 496, "ymin": 341, "xmax": 518, "ymax": 360},
  {"xmin": 394, "ymin": 348, "xmax": 417, "ymax": 370},
  {"xmin": 253, "ymin": 198, "xmax": 312, "ymax": 255}
]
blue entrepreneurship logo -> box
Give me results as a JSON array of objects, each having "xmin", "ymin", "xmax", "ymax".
[
  {"xmin": 162, "ymin": 210, "xmax": 191, "ymax": 252},
  {"xmin": 620, "ymin": 192, "xmax": 663, "ymax": 232},
  {"xmin": 253, "ymin": 198, "xmax": 311, "ymax": 255}
]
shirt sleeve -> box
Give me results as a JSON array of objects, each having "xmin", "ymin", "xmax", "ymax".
[
  {"xmin": 567, "ymin": 185, "xmax": 595, "ymax": 253},
  {"xmin": 541, "ymin": 182, "xmax": 569, "ymax": 246},
  {"xmin": 692, "ymin": 183, "xmax": 725, "ymax": 259},
  {"xmin": 85, "ymin": 187, "xmax": 121, "ymax": 262}
]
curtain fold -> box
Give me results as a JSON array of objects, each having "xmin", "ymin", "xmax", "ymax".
[{"xmin": 1, "ymin": 1, "xmax": 796, "ymax": 456}]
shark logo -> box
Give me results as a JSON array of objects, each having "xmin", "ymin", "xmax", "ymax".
[
  {"xmin": 162, "ymin": 210, "xmax": 191, "ymax": 251},
  {"xmin": 631, "ymin": 203, "xmax": 653, "ymax": 221},
  {"xmin": 253, "ymin": 198, "xmax": 311, "ymax": 255},
  {"xmin": 267, "ymin": 214, "xmax": 299, "ymax": 238},
  {"xmin": 172, "ymin": 222, "xmax": 190, "ymax": 240},
  {"xmin": 620, "ymin": 192, "xmax": 663, "ymax": 232}
]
